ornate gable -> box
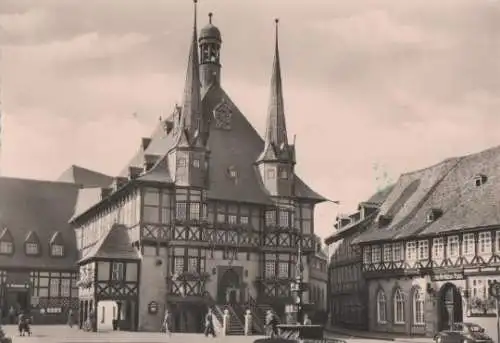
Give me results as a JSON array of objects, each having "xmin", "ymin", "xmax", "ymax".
[{"xmin": 213, "ymin": 99, "xmax": 233, "ymax": 130}]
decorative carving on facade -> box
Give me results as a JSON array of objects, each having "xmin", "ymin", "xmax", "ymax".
[{"xmin": 213, "ymin": 100, "xmax": 233, "ymax": 130}]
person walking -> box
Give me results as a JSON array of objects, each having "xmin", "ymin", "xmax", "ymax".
[
  {"xmin": 303, "ymin": 314, "xmax": 312, "ymax": 325},
  {"xmin": 204, "ymin": 309, "xmax": 216, "ymax": 338},
  {"xmin": 162, "ymin": 309, "xmax": 172, "ymax": 337},
  {"xmin": 67, "ymin": 308, "xmax": 75, "ymax": 328}
]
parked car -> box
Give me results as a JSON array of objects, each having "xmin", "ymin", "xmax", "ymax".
[{"xmin": 434, "ymin": 323, "xmax": 492, "ymax": 343}]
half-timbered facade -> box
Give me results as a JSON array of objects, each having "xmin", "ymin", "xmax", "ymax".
[
  {"xmin": 71, "ymin": 2, "xmax": 327, "ymax": 333},
  {"xmin": 353, "ymin": 145, "xmax": 500, "ymax": 338},
  {"xmin": 325, "ymin": 187, "xmax": 392, "ymax": 330},
  {"xmin": 0, "ymin": 173, "xmax": 111, "ymax": 325}
]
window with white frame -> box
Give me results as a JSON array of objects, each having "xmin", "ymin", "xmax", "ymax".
[
  {"xmin": 383, "ymin": 244, "xmax": 392, "ymax": 262},
  {"xmin": 60, "ymin": 279, "xmax": 71, "ymax": 297},
  {"xmin": 240, "ymin": 216, "xmax": 249, "ymax": 225},
  {"xmin": 462, "ymin": 233, "xmax": 475, "ymax": 256},
  {"xmin": 174, "ymin": 256, "xmax": 184, "ymax": 275},
  {"xmin": 478, "ymin": 232, "xmax": 492, "ymax": 255},
  {"xmin": 394, "ymin": 289, "xmax": 405, "ymax": 324},
  {"xmin": 51, "ymin": 244, "xmax": 64, "ymax": 257},
  {"xmin": 418, "ymin": 240, "xmax": 429, "ymax": 260},
  {"xmin": 372, "ymin": 246, "xmax": 381, "ymax": 263},
  {"xmin": 111, "ymin": 262, "xmax": 124, "ymax": 281},
  {"xmin": 187, "ymin": 256, "xmax": 198, "ymax": 273},
  {"xmin": 376, "ymin": 290, "xmax": 387, "ymax": 323},
  {"xmin": 496, "ymin": 231, "xmax": 500, "ymax": 253},
  {"xmin": 265, "ymin": 261, "xmax": 276, "ymax": 277},
  {"xmin": 363, "ymin": 247, "xmax": 371, "ymax": 264},
  {"xmin": 189, "ymin": 203, "xmax": 200, "ymax": 220},
  {"xmin": 265, "ymin": 210, "xmax": 276, "ymax": 226},
  {"xmin": 412, "ymin": 288, "xmax": 425, "ymax": 325},
  {"xmin": 406, "ymin": 241, "xmax": 417, "ymax": 260},
  {"xmin": 0, "ymin": 241, "xmax": 13, "ymax": 254},
  {"xmin": 217, "ymin": 213, "xmax": 225, "ymax": 223},
  {"xmin": 228, "ymin": 215, "xmax": 237, "ymax": 224},
  {"xmin": 176, "ymin": 203, "xmax": 187, "ymax": 220},
  {"xmin": 432, "ymin": 238, "xmax": 444, "ymax": 260},
  {"xmin": 26, "ymin": 243, "xmax": 39, "ymax": 255},
  {"xmin": 279, "ymin": 211, "xmax": 289, "ymax": 227},
  {"xmin": 49, "ymin": 278, "xmax": 60, "ymax": 297},
  {"xmin": 448, "ymin": 236, "xmax": 459, "ymax": 258},
  {"xmin": 278, "ymin": 262, "xmax": 289, "ymax": 278},
  {"xmin": 470, "ymin": 278, "xmax": 487, "ymax": 299},
  {"xmin": 392, "ymin": 243, "xmax": 402, "ymax": 261}
]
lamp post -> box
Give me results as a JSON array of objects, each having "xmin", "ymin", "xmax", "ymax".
[{"xmin": 291, "ymin": 235, "xmax": 305, "ymax": 325}]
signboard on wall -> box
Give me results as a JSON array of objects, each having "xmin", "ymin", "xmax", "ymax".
[
  {"xmin": 148, "ymin": 301, "xmax": 159, "ymax": 315},
  {"xmin": 431, "ymin": 272, "xmax": 464, "ymax": 281}
]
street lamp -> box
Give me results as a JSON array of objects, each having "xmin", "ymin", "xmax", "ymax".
[{"xmin": 290, "ymin": 235, "xmax": 305, "ymax": 325}]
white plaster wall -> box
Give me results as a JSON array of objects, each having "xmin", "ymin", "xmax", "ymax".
[
  {"xmin": 137, "ymin": 246, "xmax": 168, "ymax": 332},
  {"xmin": 97, "ymin": 300, "xmax": 117, "ymax": 332}
]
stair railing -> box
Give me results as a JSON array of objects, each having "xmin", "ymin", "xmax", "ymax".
[
  {"xmin": 226, "ymin": 304, "xmax": 245, "ymax": 332},
  {"xmin": 247, "ymin": 296, "xmax": 265, "ymax": 333}
]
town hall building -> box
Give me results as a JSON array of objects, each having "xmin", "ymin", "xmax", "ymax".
[{"xmin": 70, "ymin": 0, "xmax": 327, "ymax": 333}]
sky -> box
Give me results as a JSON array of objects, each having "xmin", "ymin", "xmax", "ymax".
[{"xmin": 0, "ymin": 0, "xmax": 499, "ymax": 241}]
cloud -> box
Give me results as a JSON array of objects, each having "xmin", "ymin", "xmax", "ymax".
[{"xmin": 0, "ymin": 9, "xmax": 48, "ymax": 39}]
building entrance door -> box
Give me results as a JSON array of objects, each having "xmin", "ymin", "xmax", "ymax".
[
  {"xmin": 217, "ymin": 269, "xmax": 240, "ymax": 304},
  {"xmin": 438, "ymin": 283, "xmax": 463, "ymax": 331}
]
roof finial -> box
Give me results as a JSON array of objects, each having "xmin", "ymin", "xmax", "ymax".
[
  {"xmin": 274, "ymin": 18, "xmax": 279, "ymax": 49},
  {"xmin": 193, "ymin": 0, "xmax": 198, "ymax": 30},
  {"xmin": 209, "ymin": 12, "xmax": 213, "ymax": 24}
]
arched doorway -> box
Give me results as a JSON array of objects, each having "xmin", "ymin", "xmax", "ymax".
[
  {"xmin": 217, "ymin": 269, "xmax": 241, "ymax": 304},
  {"xmin": 438, "ymin": 283, "xmax": 463, "ymax": 331}
]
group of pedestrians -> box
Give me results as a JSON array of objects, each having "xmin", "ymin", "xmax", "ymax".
[{"xmin": 161, "ymin": 308, "xmax": 217, "ymax": 338}]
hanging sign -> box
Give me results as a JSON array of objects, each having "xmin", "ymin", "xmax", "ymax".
[{"xmin": 148, "ymin": 301, "xmax": 159, "ymax": 315}]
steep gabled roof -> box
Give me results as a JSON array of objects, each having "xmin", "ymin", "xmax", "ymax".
[
  {"xmin": 117, "ymin": 83, "xmax": 325, "ymax": 205},
  {"xmin": 324, "ymin": 186, "xmax": 394, "ymax": 245},
  {"xmin": 354, "ymin": 145, "xmax": 500, "ymax": 244},
  {"xmin": 58, "ymin": 165, "xmax": 113, "ymax": 188},
  {"xmin": 0, "ymin": 227, "xmax": 13, "ymax": 241},
  {"xmin": 79, "ymin": 223, "xmax": 140, "ymax": 264},
  {"xmin": 49, "ymin": 231, "xmax": 64, "ymax": 245},
  {"xmin": 0, "ymin": 177, "xmax": 78, "ymax": 269}
]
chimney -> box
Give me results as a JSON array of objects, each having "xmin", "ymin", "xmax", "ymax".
[
  {"xmin": 112, "ymin": 177, "xmax": 128, "ymax": 191},
  {"xmin": 128, "ymin": 166, "xmax": 142, "ymax": 180},
  {"xmin": 143, "ymin": 154, "xmax": 159, "ymax": 172},
  {"xmin": 101, "ymin": 187, "xmax": 113, "ymax": 199},
  {"xmin": 141, "ymin": 138, "xmax": 152, "ymax": 151}
]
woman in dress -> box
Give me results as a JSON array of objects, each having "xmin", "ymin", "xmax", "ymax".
[{"xmin": 162, "ymin": 310, "xmax": 172, "ymax": 337}]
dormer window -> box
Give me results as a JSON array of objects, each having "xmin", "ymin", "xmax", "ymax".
[
  {"xmin": 378, "ymin": 214, "xmax": 392, "ymax": 228},
  {"xmin": 267, "ymin": 169, "xmax": 276, "ymax": 179},
  {"xmin": 279, "ymin": 168, "xmax": 288, "ymax": 180},
  {"xmin": 49, "ymin": 231, "xmax": 65, "ymax": 257},
  {"xmin": 51, "ymin": 244, "xmax": 64, "ymax": 257},
  {"xmin": 0, "ymin": 242, "xmax": 12, "ymax": 255},
  {"xmin": 474, "ymin": 174, "xmax": 487, "ymax": 187},
  {"xmin": 26, "ymin": 243, "xmax": 39, "ymax": 255},
  {"xmin": 426, "ymin": 208, "xmax": 443, "ymax": 223},
  {"xmin": 24, "ymin": 231, "xmax": 40, "ymax": 256},
  {"xmin": 193, "ymin": 159, "xmax": 200, "ymax": 168},
  {"xmin": 0, "ymin": 228, "xmax": 14, "ymax": 255}
]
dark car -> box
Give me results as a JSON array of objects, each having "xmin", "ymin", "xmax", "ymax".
[{"xmin": 434, "ymin": 323, "xmax": 492, "ymax": 343}]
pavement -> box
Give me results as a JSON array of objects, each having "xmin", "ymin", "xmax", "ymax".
[
  {"xmin": 0, "ymin": 325, "xmax": 265, "ymax": 343},
  {"xmin": 0, "ymin": 324, "xmax": 435, "ymax": 343},
  {"xmin": 325, "ymin": 326, "xmax": 433, "ymax": 343}
]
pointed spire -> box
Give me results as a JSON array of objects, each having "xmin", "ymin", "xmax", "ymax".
[
  {"xmin": 176, "ymin": 0, "xmax": 203, "ymax": 144},
  {"xmin": 264, "ymin": 18, "xmax": 289, "ymax": 153}
]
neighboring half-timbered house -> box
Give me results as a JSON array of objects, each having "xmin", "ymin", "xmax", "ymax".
[
  {"xmin": 353, "ymin": 146, "xmax": 500, "ymax": 338},
  {"xmin": 0, "ymin": 168, "xmax": 111, "ymax": 325},
  {"xmin": 325, "ymin": 186, "xmax": 392, "ymax": 330},
  {"xmin": 71, "ymin": 2, "xmax": 327, "ymax": 333}
]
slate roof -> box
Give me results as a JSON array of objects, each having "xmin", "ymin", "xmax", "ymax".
[
  {"xmin": 354, "ymin": 145, "xmax": 500, "ymax": 244},
  {"xmin": 324, "ymin": 186, "xmax": 394, "ymax": 245},
  {"xmin": 79, "ymin": 223, "xmax": 140, "ymax": 264},
  {"xmin": 116, "ymin": 83, "xmax": 325, "ymax": 205},
  {"xmin": 58, "ymin": 165, "xmax": 113, "ymax": 188},
  {"xmin": 0, "ymin": 177, "xmax": 79, "ymax": 269}
]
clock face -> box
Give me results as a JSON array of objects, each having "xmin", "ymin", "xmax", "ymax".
[{"xmin": 213, "ymin": 100, "xmax": 232, "ymax": 130}]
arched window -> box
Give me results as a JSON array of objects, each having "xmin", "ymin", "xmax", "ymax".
[
  {"xmin": 412, "ymin": 288, "xmax": 425, "ymax": 325},
  {"xmin": 394, "ymin": 289, "xmax": 405, "ymax": 324},
  {"xmin": 376, "ymin": 290, "xmax": 387, "ymax": 323}
]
